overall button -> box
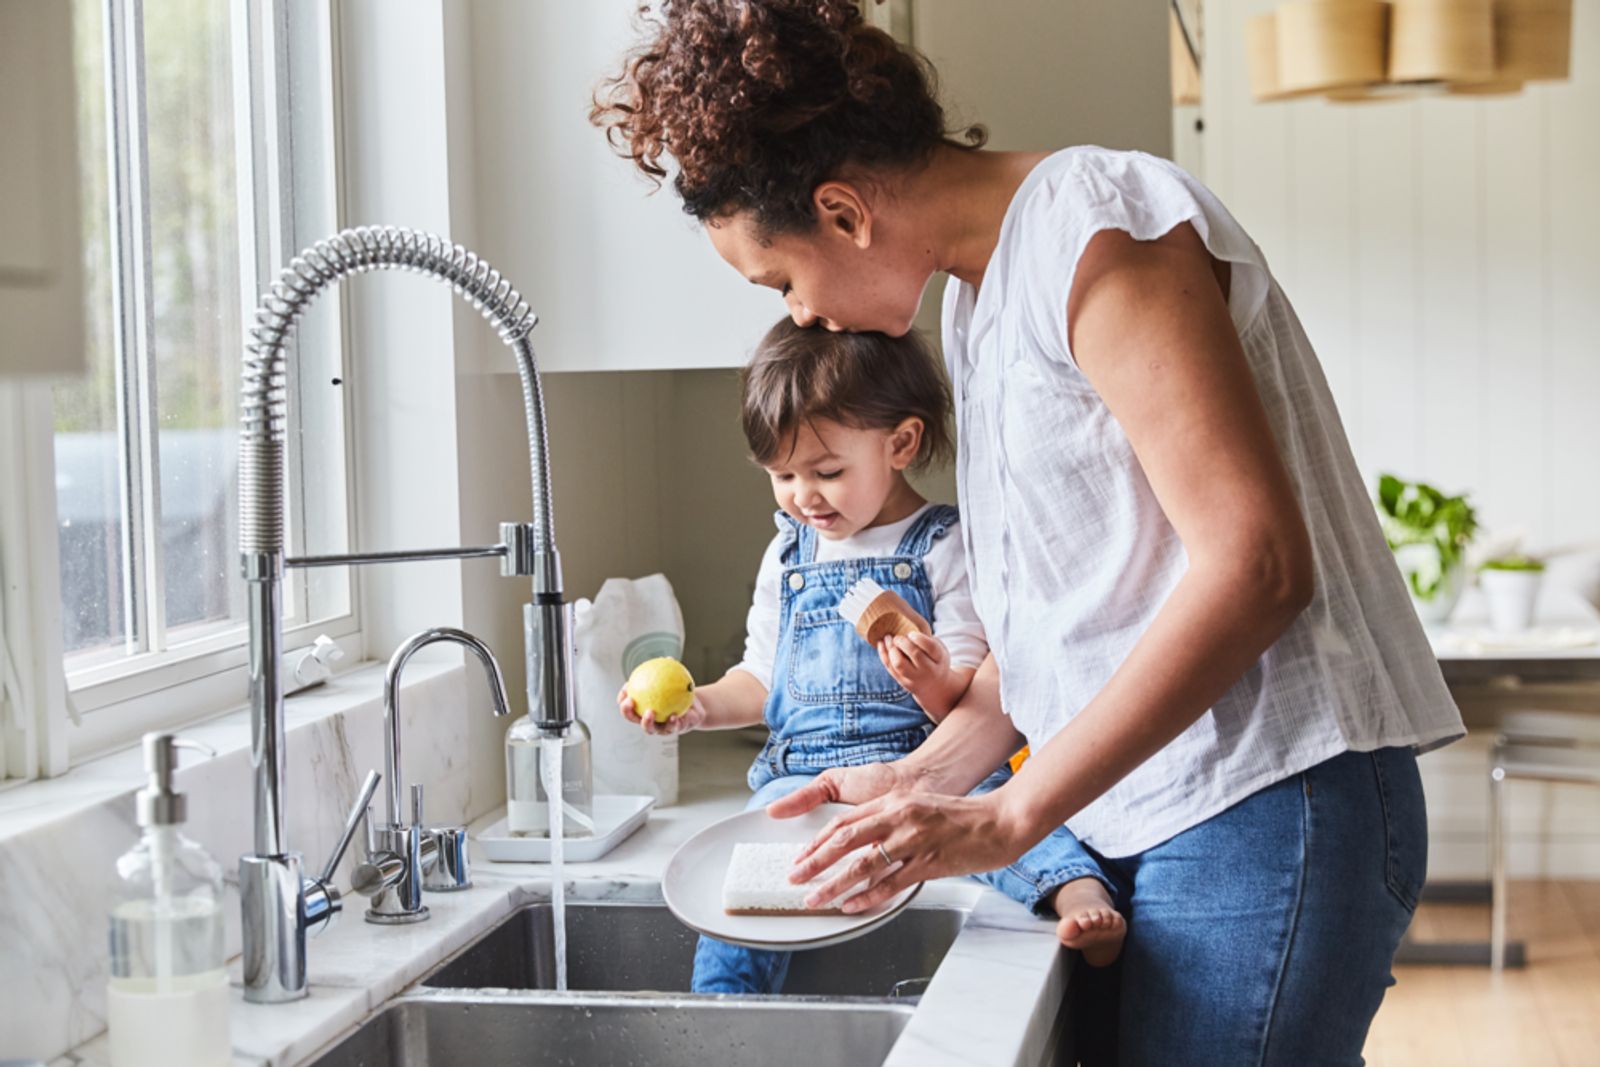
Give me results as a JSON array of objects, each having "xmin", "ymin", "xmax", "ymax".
[
  {"xmin": 788, "ymin": 572, "xmax": 805, "ymax": 591},
  {"xmin": 893, "ymin": 562, "xmax": 913, "ymax": 580}
]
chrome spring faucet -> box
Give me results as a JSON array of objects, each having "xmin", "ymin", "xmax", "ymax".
[{"xmin": 237, "ymin": 228, "xmax": 576, "ymax": 1003}]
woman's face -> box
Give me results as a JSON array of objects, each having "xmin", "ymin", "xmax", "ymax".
[{"xmin": 707, "ymin": 198, "xmax": 933, "ymax": 337}]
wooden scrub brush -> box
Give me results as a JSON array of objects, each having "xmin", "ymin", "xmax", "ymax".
[{"xmin": 836, "ymin": 577, "xmax": 932, "ymax": 646}]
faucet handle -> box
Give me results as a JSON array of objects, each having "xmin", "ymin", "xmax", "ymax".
[
  {"xmin": 302, "ymin": 770, "xmax": 378, "ymax": 939},
  {"xmin": 319, "ymin": 769, "xmax": 382, "ymax": 885}
]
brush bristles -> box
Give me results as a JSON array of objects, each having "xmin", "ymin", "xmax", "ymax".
[{"xmin": 837, "ymin": 577, "xmax": 888, "ymax": 626}]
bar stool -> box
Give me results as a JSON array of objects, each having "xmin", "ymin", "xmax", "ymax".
[{"xmin": 1489, "ymin": 710, "xmax": 1600, "ymax": 972}]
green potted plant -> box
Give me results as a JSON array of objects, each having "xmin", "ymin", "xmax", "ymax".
[
  {"xmin": 1479, "ymin": 553, "xmax": 1545, "ymax": 633},
  {"xmin": 1375, "ymin": 474, "xmax": 1479, "ymax": 623}
]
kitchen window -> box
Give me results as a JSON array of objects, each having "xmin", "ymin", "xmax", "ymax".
[{"xmin": 45, "ymin": 0, "xmax": 354, "ymax": 762}]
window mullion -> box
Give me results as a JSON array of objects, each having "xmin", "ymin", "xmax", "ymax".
[
  {"xmin": 264, "ymin": 0, "xmax": 313, "ymax": 628},
  {"xmin": 235, "ymin": 0, "xmax": 314, "ymax": 626},
  {"xmin": 122, "ymin": 0, "xmax": 167, "ymax": 655},
  {"xmin": 102, "ymin": 0, "xmax": 156, "ymax": 658},
  {"xmin": 230, "ymin": 0, "xmax": 264, "ymax": 626}
]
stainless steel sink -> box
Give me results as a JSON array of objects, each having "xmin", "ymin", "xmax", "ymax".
[
  {"xmin": 422, "ymin": 901, "xmax": 966, "ymax": 998},
  {"xmin": 307, "ymin": 992, "xmax": 916, "ymax": 1067}
]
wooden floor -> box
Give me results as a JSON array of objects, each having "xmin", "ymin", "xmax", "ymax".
[{"xmin": 1364, "ymin": 880, "xmax": 1600, "ymax": 1066}]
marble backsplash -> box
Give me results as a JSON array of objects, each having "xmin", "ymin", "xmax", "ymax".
[{"xmin": 0, "ymin": 661, "xmax": 495, "ymax": 1062}]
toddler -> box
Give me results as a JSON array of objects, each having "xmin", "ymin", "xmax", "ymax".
[{"xmin": 619, "ymin": 319, "xmax": 1124, "ymax": 994}]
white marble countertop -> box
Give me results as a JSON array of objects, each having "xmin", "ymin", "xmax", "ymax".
[{"xmin": 51, "ymin": 730, "xmax": 1069, "ymax": 1067}]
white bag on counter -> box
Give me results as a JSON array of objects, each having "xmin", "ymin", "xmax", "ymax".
[{"xmin": 573, "ymin": 574, "xmax": 682, "ymax": 805}]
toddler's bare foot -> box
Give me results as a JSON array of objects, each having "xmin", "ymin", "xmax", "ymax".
[{"xmin": 1050, "ymin": 878, "xmax": 1126, "ymax": 968}]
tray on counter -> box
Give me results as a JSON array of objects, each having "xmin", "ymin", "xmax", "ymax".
[{"xmin": 477, "ymin": 794, "xmax": 655, "ymax": 862}]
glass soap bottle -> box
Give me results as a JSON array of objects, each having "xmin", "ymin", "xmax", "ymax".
[
  {"xmin": 107, "ymin": 733, "xmax": 229, "ymax": 1067},
  {"xmin": 506, "ymin": 714, "xmax": 594, "ymax": 838}
]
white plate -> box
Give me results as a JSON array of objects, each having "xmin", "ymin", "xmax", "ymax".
[
  {"xmin": 477, "ymin": 794, "xmax": 655, "ymax": 863},
  {"xmin": 662, "ymin": 802, "xmax": 921, "ymax": 951}
]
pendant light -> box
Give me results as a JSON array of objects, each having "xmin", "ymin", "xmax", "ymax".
[
  {"xmin": 1493, "ymin": 0, "xmax": 1572, "ymax": 81},
  {"xmin": 1389, "ymin": 0, "xmax": 1496, "ymax": 83},
  {"xmin": 1275, "ymin": 1, "xmax": 1391, "ymax": 95}
]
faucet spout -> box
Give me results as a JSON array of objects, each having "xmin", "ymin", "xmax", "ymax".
[{"xmin": 381, "ymin": 627, "xmax": 511, "ymax": 828}]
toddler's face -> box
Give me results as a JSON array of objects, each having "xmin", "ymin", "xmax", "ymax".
[{"xmin": 763, "ymin": 419, "xmax": 916, "ymax": 541}]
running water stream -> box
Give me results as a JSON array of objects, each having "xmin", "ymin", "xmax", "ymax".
[{"xmin": 539, "ymin": 734, "xmax": 569, "ymax": 991}]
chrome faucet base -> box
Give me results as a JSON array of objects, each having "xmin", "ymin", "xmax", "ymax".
[
  {"xmin": 240, "ymin": 853, "xmax": 309, "ymax": 1004},
  {"xmin": 365, "ymin": 906, "xmax": 430, "ymax": 926}
]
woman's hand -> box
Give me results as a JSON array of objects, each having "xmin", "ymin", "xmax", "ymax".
[
  {"xmin": 782, "ymin": 788, "xmax": 1030, "ymax": 914},
  {"xmin": 765, "ymin": 760, "xmax": 909, "ymax": 816},
  {"xmin": 617, "ymin": 685, "xmax": 707, "ymax": 736}
]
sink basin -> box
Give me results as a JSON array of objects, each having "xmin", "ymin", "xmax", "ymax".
[
  {"xmin": 423, "ymin": 901, "xmax": 967, "ymax": 998},
  {"xmin": 308, "ymin": 992, "xmax": 915, "ymax": 1067}
]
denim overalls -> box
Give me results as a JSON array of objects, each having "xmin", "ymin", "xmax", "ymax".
[{"xmin": 692, "ymin": 506, "xmax": 1113, "ymax": 995}]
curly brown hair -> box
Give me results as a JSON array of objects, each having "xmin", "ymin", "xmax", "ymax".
[
  {"xmin": 741, "ymin": 319, "xmax": 954, "ymax": 472},
  {"xmin": 591, "ymin": 0, "xmax": 984, "ymax": 233}
]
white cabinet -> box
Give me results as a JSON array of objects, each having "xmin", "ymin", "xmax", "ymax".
[
  {"xmin": 0, "ymin": 0, "xmax": 85, "ymax": 377},
  {"xmin": 458, "ymin": 0, "xmax": 1172, "ymax": 373},
  {"xmin": 463, "ymin": 2, "xmax": 782, "ymax": 373}
]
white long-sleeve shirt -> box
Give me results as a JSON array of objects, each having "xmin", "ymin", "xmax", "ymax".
[{"xmin": 731, "ymin": 504, "xmax": 988, "ymax": 692}]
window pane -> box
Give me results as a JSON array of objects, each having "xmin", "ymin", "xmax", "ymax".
[
  {"xmin": 54, "ymin": 0, "xmax": 126, "ymax": 659},
  {"xmin": 143, "ymin": 0, "xmax": 244, "ymax": 642}
]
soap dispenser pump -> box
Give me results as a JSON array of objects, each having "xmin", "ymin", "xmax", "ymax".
[{"xmin": 106, "ymin": 733, "xmax": 230, "ymax": 1067}]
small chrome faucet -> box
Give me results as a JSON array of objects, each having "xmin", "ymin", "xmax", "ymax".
[
  {"xmin": 357, "ymin": 627, "xmax": 511, "ymax": 924},
  {"xmin": 237, "ymin": 228, "xmax": 577, "ymax": 1002}
]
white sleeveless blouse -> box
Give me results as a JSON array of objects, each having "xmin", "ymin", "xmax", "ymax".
[{"xmin": 942, "ymin": 147, "xmax": 1463, "ymax": 858}]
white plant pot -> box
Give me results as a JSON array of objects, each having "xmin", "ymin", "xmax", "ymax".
[
  {"xmin": 1479, "ymin": 569, "xmax": 1543, "ymax": 633},
  {"xmin": 1393, "ymin": 543, "xmax": 1467, "ymax": 623}
]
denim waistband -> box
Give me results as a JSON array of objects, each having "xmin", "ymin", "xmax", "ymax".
[{"xmin": 754, "ymin": 726, "xmax": 931, "ymax": 778}]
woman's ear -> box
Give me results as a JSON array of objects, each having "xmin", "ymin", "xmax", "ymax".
[
  {"xmin": 813, "ymin": 181, "xmax": 874, "ymax": 250},
  {"xmin": 887, "ymin": 417, "xmax": 925, "ymax": 471}
]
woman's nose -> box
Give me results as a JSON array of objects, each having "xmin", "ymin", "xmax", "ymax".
[{"xmin": 786, "ymin": 293, "xmax": 819, "ymax": 328}]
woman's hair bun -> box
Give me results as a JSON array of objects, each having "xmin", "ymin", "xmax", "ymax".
[{"xmin": 592, "ymin": 0, "xmax": 984, "ymax": 232}]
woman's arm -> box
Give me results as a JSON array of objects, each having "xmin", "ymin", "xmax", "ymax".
[
  {"xmin": 997, "ymin": 221, "xmax": 1313, "ymax": 838},
  {"xmin": 787, "ymin": 222, "xmax": 1315, "ymax": 910}
]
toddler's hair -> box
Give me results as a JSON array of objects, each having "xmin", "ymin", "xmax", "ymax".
[{"xmin": 740, "ymin": 319, "xmax": 954, "ymax": 473}]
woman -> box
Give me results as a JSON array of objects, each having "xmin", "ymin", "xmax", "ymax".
[{"xmin": 593, "ymin": 2, "xmax": 1463, "ymax": 1062}]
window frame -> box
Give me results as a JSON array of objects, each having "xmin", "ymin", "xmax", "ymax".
[{"xmin": 45, "ymin": 0, "xmax": 360, "ymax": 766}]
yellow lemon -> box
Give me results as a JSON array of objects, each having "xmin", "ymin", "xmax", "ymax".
[{"xmin": 625, "ymin": 657, "xmax": 696, "ymax": 723}]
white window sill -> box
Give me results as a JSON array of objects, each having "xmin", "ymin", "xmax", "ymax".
[{"xmin": 0, "ymin": 658, "xmax": 456, "ymax": 843}]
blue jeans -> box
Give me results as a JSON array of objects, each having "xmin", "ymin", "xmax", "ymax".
[
  {"xmin": 692, "ymin": 767, "xmax": 1112, "ymax": 995},
  {"xmin": 1075, "ymin": 746, "xmax": 1427, "ymax": 1066}
]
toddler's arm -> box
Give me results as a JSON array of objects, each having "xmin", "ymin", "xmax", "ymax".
[
  {"xmin": 617, "ymin": 668, "xmax": 768, "ymax": 736},
  {"xmin": 879, "ymin": 632, "xmax": 976, "ymax": 723}
]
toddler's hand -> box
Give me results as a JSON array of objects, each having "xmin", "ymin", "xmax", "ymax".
[
  {"xmin": 878, "ymin": 631, "xmax": 951, "ymax": 696},
  {"xmin": 617, "ymin": 685, "xmax": 707, "ymax": 736}
]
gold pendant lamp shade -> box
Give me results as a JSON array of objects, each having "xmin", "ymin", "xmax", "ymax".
[
  {"xmin": 1245, "ymin": 0, "xmax": 1572, "ymax": 101},
  {"xmin": 1274, "ymin": 1, "xmax": 1391, "ymax": 94},
  {"xmin": 1389, "ymin": 0, "xmax": 1496, "ymax": 83},
  {"xmin": 1494, "ymin": 0, "xmax": 1573, "ymax": 81}
]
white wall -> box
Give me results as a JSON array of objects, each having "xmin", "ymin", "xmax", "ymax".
[
  {"xmin": 1200, "ymin": 1, "xmax": 1600, "ymax": 878},
  {"xmin": 1201, "ymin": 0, "xmax": 1600, "ymax": 556}
]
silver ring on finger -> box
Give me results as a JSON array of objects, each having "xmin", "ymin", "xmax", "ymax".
[{"xmin": 875, "ymin": 842, "xmax": 895, "ymax": 867}]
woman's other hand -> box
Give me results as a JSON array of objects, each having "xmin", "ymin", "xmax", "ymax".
[
  {"xmin": 765, "ymin": 761, "xmax": 907, "ymax": 818},
  {"xmin": 783, "ymin": 788, "xmax": 1029, "ymax": 914}
]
